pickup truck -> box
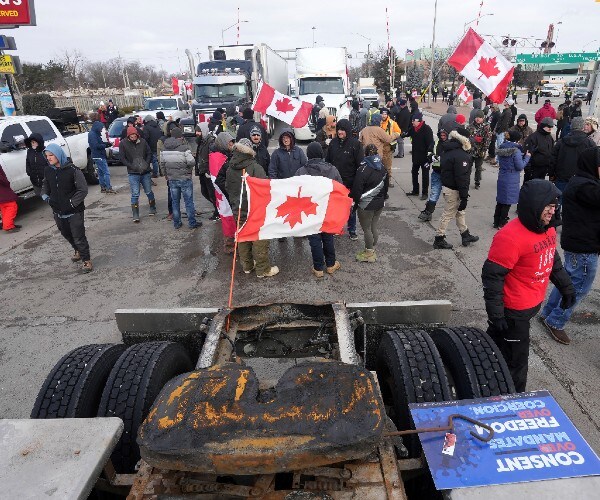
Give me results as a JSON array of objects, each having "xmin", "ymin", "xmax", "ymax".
[
  {"xmin": 137, "ymin": 96, "xmax": 191, "ymax": 121},
  {"xmin": 0, "ymin": 115, "xmax": 97, "ymax": 197}
]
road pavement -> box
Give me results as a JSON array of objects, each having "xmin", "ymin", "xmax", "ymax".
[{"xmin": 0, "ymin": 108, "xmax": 598, "ymax": 454}]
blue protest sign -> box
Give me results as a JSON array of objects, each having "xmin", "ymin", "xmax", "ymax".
[{"xmin": 409, "ymin": 391, "xmax": 600, "ymax": 490}]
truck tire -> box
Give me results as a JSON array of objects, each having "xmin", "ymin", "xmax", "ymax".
[
  {"xmin": 84, "ymin": 153, "xmax": 100, "ymax": 185},
  {"xmin": 376, "ymin": 329, "xmax": 451, "ymax": 457},
  {"xmin": 430, "ymin": 327, "xmax": 516, "ymax": 398},
  {"xmin": 98, "ymin": 341, "xmax": 192, "ymax": 473},
  {"xmin": 31, "ymin": 344, "xmax": 126, "ymax": 419}
]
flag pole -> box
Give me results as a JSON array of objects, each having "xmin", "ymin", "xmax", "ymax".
[{"xmin": 226, "ymin": 169, "xmax": 247, "ymax": 332}]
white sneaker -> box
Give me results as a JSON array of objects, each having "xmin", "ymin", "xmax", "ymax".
[{"xmin": 257, "ymin": 266, "xmax": 279, "ymax": 278}]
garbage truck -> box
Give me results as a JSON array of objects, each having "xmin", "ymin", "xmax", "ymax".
[
  {"xmin": 191, "ymin": 44, "xmax": 288, "ymax": 138},
  {"xmin": 293, "ymin": 47, "xmax": 352, "ymax": 140}
]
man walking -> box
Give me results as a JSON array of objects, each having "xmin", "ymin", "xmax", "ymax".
[
  {"xmin": 534, "ymin": 99, "xmax": 557, "ymax": 125},
  {"xmin": 541, "ymin": 147, "xmax": 600, "ymax": 345},
  {"xmin": 482, "ymin": 180, "xmax": 575, "ymax": 391},
  {"xmin": 524, "ymin": 117, "xmax": 555, "ymax": 181},
  {"xmin": 106, "ymin": 99, "xmax": 118, "ymax": 128},
  {"xmin": 88, "ymin": 120, "xmax": 114, "ymax": 194},
  {"xmin": 404, "ymin": 112, "xmax": 434, "ymax": 200},
  {"xmin": 378, "ymin": 108, "xmax": 401, "ymax": 184},
  {"xmin": 160, "ymin": 127, "xmax": 202, "ymax": 230},
  {"xmin": 119, "ymin": 126, "xmax": 156, "ymax": 222},
  {"xmin": 469, "ymin": 110, "xmax": 492, "ymax": 189},
  {"xmin": 41, "ymin": 144, "xmax": 92, "ymax": 273},
  {"xmin": 394, "ymin": 99, "xmax": 411, "ymax": 158}
]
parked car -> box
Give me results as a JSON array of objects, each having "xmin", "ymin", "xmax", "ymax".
[
  {"xmin": 0, "ymin": 115, "xmax": 97, "ymax": 197},
  {"xmin": 106, "ymin": 116, "xmax": 133, "ymax": 165},
  {"xmin": 573, "ymin": 87, "xmax": 589, "ymax": 99},
  {"xmin": 540, "ymin": 84, "xmax": 562, "ymax": 97}
]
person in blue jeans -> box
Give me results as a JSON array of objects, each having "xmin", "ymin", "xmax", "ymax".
[
  {"xmin": 159, "ymin": 126, "xmax": 202, "ymax": 230},
  {"xmin": 88, "ymin": 120, "xmax": 115, "ymax": 193},
  {"xmin": 418, "ymin": 130, "xmax": 447, "ymax": 221},
  {"xmin": 541, "ymin": 147, "xmax": 600, "ymax": 345},
  {"xmin": 119, "ymin": 126, "xmax": 155, "ymax": 222}
]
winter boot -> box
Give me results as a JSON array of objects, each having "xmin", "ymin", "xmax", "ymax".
[
  {"xmin": 71, "ymin": 250, "xmax": 81, "ymax": 262},
  {"xmin": 149, "ymin": 199, "xmax": 157, "ymax": 216},
  {"xmin": 461, "ymin": 229, "xmax": 480, "ymax": 246},
  {"xmin": 433, "ymin": 235, "xmax": 453, "ymax": 249},
  {"xmin": 356, "ymin": 249, "xmax": 376, "ymax": 263},
  {"xmin": 312, "ymin": 268, "xmax": 325, "ymax": 278},
  {"xmin": 418, "ymin": 201, "xmax": 436, "ymax": 222},
  {"xmin": 82, "ymin": 260, "xmax": 93, "ymax": 273},
  {"xmin": 326, "ymin": 261, "xmax": 341, "ymax": 274},
  {"xmin": 132, "ymin": 204, "xmax": 140, "ymax": 223}
]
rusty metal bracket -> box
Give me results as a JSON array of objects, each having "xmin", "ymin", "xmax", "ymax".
[{"xmin": 384, "ymin": 413, "xmax": 494, "ymax": 443}]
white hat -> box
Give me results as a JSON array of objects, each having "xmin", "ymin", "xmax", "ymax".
[{"xmin": 99, "ymin": 101, "xmax": 105, "ymax": 106}]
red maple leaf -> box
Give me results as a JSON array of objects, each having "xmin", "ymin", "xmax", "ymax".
[
  {"xmin": 274, "ymin": 97, "xmax": 295, "ymax": 114},
  {"xmin": 478, "ymin": 56, "xmax": 501, "ymax": 78},
  {"xmin": 275, "ymin": 187, "xmax": 318, "ymax": 228}
]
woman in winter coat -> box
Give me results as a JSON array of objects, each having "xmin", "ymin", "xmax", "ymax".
[
  {"xmin": 494, "ymin": 129, "xmax": 531, "ymax": 228},
  {"xmin": 25, "ymin": 133, "xmax": 47, "ymax": 197},
  {"xmin": 351, "ymin": 144, "xmax": 388, "ymax": 263},
  {"xmin": 584, "ymin": 116, "xmax": 600, "ymax": 146}
]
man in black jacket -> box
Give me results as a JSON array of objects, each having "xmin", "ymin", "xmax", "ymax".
[
  {"xmin": 433, "ymin": 128, "xmax": 479, "ymax": 249},
  {"xmin": 236, "ymin": 108, "xmax": 268, "ymax": 147},
  {"xmin": 541, "ymin": 147, "xmax": 600, "ymax": 345},
  {"xmin": 326, "ymin": 119, "xmax": 364, "ymax": 240},
  {"xmin": 249, "ymin": 124, "xmax": 270, "ymax": 174},
  {"xmin": 41, "ymin": 143, "xmax": 92, "ymax": 273},
  {"xmin": 394, "ymin": 99, "xmax": 411, "ymax": 158},
  {"xmin": 524, "ymin": 117, "xmax": 555, "ymax": 182},
  {"xmin": 143, "ymin": 116, "xmax": 164, "ymax": 178},
  {"xmin": 25, "ymin": 133, "xmax": 46, "ymax": 197},
  {"xmin": 404, "ymin": 112, "xmax": 434, "ymax": 199}
]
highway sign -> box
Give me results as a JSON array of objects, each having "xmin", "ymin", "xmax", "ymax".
[{"xmin": 516, "ymin": 52, "xmax": 600, "ymax": 64}]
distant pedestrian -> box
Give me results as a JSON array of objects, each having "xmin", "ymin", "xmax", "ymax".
[
  {"xmin": 438, "ymin": 105, "xmax": 458, "ymax": 134},
  {"xmin": 394, "ymin": 99, "xmax": 411, "ymax": 158},
  {"xmin": 585, "ymin": 90, "xmax": 593, "ymax": 105},
  {"xmin": 143, "ymin": 115, "xmax": 164, "ymax": 178},
  {"xmin": 88, "ymin": 121, "xmax": 114, "ymax": 194},
  {"xmin": 535, "ymin": 87, "xmax": 541, "ymax": 104},
  {"xmin": 534, "ymin": 99, "xmax": 557, "ymax": 125},
  {"xmin": 25, "ymin": 133, "xmax": 47, "ymax": 197},
  {"xmin": 468, "ymin": 98, "xmax": 483, "ymax": 125},
  {"xmin": 379, "ymin": 108, "xmax": 401, "ymax": 183},
  {"xmin": 0, "ymin": 163, "xmax": 20, "ymax": 232},
  {"xmin": 442, "ymin": 86, "xmax": 449, "ymax": 103},
  {"xmin": 358, "ymin": 102, "xmax": 369, "ymax": 132},
  {"xmin": 295, "ymin": 142, "xmax": 342, "ymax": 277},
  {"xmin": 432, "ymin": 85, "xmax": 439, "ymax": 103},
  {"xmin": 97, "ymin": 101, "xmax": 108, "ymax": 128},
  {"xmin": 509, "ymin": 114, "xmax": 534, "ymax": 148},
  {"xmin": 468, "ymin": 110, "xmax": 493, "ymax": 189},
  {"xmin": 106, "ymin": 99, "xmax": 118, "ymax": 127},
  {"xmin": 41, "ymin": 143, "xmax": 92, "ymax": 272},
  {"xmin": 367, "ymin": 101, "xmax": 380, "ymax": 126},
  {"xmin": 349, "ymin": 100, "xmax": 361, "ymax": 137},
  {"xmin": 315, "ymin": 115, "xmax": 337, "ymax": 158},
  {"xmin": 527, "ymin": 88, "xmax": 534, "ymax": 104},
  {"xmin": 193, "ymin": 123, "xmax": 219, "ymax": 221},
  {"xmin": 249, "ymin": 125, "xmax": 270, "ymax": 174}
]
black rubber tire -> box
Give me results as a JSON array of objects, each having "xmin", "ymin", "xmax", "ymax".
[
  {"xmin": 376, "ymin": 329, "xmax": 451, "ymax": 457},
  {"xmin": 97, "ymin": 341, "xmax": 192, "ymax": 473},
  {"xmin": 31, "ymin": 344, "xmax": 126, "ymax": 419},
  {"xmin": 430, "ymin": 326, "xmax": 516, "ymax": 398},
  {"xmin": 84, "ymin": 153, "xmax": 100, "ymax": 185}
]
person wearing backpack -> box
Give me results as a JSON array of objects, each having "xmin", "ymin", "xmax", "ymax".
[{"xmin": 194, "ymin": 123, "xmax": 219, "ymax": 221}]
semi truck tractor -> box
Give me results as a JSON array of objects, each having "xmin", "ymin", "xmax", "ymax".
[
  {"xmin": 191, "ymin": 44, "xmax": 288, "ymax": 137},
  {"xmin": 294, "ymin": 47, "xmax": 351, "ymax": 141}
]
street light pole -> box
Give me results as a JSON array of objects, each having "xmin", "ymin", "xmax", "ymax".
[
  {"xmin": 312, "ymin": 27, "xmax": 316, "ymax": 47},
  {"xmin": 464, "ymin": 13, "xmax": 494, "ymax": 32},
  {"xmin": 428, "ymin": 0, "xmax": 438, "ymax": 107}
]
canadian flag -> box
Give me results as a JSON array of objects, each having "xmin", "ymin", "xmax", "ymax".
[
  {"xmin": 236, "ymin": 176, "xmax": 353, "ymax": 242},
  {"xmin": 209, "ymin": 151, "xmax": 236, "ymax": 238},
  {"xmin": 252, "ymin": 81, "xmax": 314, "ymax": 128},
  {"xmin": 456, "ymin": 83, "xmax": 473, "ymax": 104},
  {"xmin": 448, "ymin": 28, "xmax": 514, "ymax": 103}
]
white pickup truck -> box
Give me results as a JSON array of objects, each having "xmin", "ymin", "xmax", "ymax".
[
  {"xmin": 0, "ymin": 115, "xmax": 97, "ymax": 197},
  {"xmin": 137, "ymin": 96, "xmax": 191, "ymax": 121}
]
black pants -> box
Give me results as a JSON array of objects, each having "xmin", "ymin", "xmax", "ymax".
[
  {"xmin": 411, "ymin": 162, "xmax": 430, "ymax": 195},
  {"xmin": 493, "ymin": 203, "xmax": 510, "ymax": 226},
  {"xmin": 199, "ymin": 174, "xmax": 217, "ymax": 213},
  {"xmin": 487, "ymin": 306, "xmax": 539, "ymax": 393},
  {"xmin": 54, "ymin": 211, "xmax": 90, "ymax": 261},
  {"xmin": 488, "ymin": 137, "xmax": 495, "ymax": 158},
  {"xmin": 527, "ymin": 96, "xmax": 533, "ymax": 104}
]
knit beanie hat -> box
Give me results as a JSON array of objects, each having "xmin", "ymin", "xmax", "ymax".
[
  {"xmin": 306, "ymin": 141, "xmax": 324, "ymax": 159},
  {"xmin": 456, "ymin": 114, "xmax": 466, "ymax": 125},
  {"xmin": 474, "ymin": 110, "xmax": 485, "ymax": 119},
  {"xmin": 126, "ymin": 126, "xmax": 138, "ymax": 137},
  {"xmin": 412, "ymin": 111, "xmax": 423, "ymax": 121},
  {"xmin": 237, "ymin": 138, "xmax": 253, "ymax": 149},
  {"xmin": 571, "ymin": 116, "xmax": 585, "ymax": 132},
  {"xmin": 170, "ymin": 127, "xmax": 183, "ymax": 138},
  {"xmin": 507, "ymin": 129, "xmax": 522, "ymax": 143},
  {"xmin": 585, "ymin": 116, "xmax": 599, "ymax": 132},
  {"xmin": 370, "ymin": 114, "xmax": 382, "ymax": 126}
]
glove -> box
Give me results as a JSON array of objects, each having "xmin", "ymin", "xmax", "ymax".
[
  {"xmin": 325, "ymin": 138, "xmax": 332, "ymax": 146},
  {"xmin": 458, "ymin": 198, "xmax": 468, "ymax": 211},
  {"xmin": 488, "ymin": 317, "xmax": 509, "ymax": 332},
  {"xmin": 560, "ymin": 292, "xmax": 576, "ymax": 309}
]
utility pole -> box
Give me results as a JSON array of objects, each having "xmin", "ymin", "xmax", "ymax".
[{"xmin": 428, "ymin": 0, "xmax": 438, "ymax": 107}]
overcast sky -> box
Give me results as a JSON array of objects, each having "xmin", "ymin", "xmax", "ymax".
[{"xmin": 7, "ymin": 0, "xmax": 600, "ymax": 76}]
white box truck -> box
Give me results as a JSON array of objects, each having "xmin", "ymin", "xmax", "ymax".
[
  {"xmin": 357, "ymin": 77, "xmax": 379, "ymax": 107},
  {"xmin": 191, "ymin": 44, "xmax": 288, "ymax": 137},
  {"xmin": 294, "ymin": 47, "xmax": 351, "ymax": 141}
]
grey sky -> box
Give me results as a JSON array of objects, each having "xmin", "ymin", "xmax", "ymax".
[{"xmin": 7, "ymin": 0, "xmax": 600, "ymax": 76}]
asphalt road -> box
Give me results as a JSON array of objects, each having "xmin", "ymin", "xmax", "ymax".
[{"xmin": 1, "ymin": 105, "xmax": 598, "ymax": 454}]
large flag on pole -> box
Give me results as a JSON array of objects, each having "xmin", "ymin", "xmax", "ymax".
[
  {"xmin": 252, "ymin": 81, "xmax": 314, "ymax": 128},
  {"xmin": 236, "ymin": 175, "xmax": 353, "ymax": 242},
  {"xmin": 448, "ymin": 28, "xmax": 514, "ymax": 103},
  {"xmin": 209, "ymin": 152, "xmax": 236, "ymax": 238}
]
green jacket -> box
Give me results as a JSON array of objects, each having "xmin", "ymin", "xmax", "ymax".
[{"xmin": 226, "ymin": 141, "xmax": 267, "ymax": 218}]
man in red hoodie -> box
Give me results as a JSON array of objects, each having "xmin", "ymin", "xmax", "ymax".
[
  {"xmin": 482, "ymin": 179, "xmax": 575, "ymax": 392},
  {"xmin": 534, "ymin": 99, "xmax": 557, "ymax": 125}
]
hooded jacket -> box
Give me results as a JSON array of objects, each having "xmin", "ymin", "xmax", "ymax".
[
  {"xmin": 561, "ymin": 147, "xmax": 600, "ymax": 253},
  {"xmin": 41, "ymin": 143, "xmax": 88, "ymax": 216},
  {"xmin": 469, "ymin": 120, "xmax": 493, "ymax": 159},
  {"xmin": 534, "ymin": 103, "xmax": 557, "ymax": 124},
  {"xmin": 405, "ymin": 121, "xmax": 435, "ymax": 165},
  {"xmin": 496, "ymin": 141, "xmax": 530, "ymax": 205},
  {"xmin": 236, "ymin": 119, "xmax": 268, "ymax": 148},
  {"xmin": 160, "ymin": 136, "xmax": 195, "ymax": 180},
  {"xmin": 269, "ymin": 129, "xmax": 307, "ymax": 179},
  {"xmin": 351, "ymin": 154, "xmax": 388, "ymax": 211},
  {"xmin": 0, "ymin": 164, "xmax": 17, "ymax": 203},
  {"xmin": 438, "ymin": 105, "xmax": 458, "ymax": 134},
  {"xmin": 508, "ymin": 115, "xmax": 533, "ymax": 147},
  {"xmin": 88, "ymin": 121, "xmax": 109, "ymax": 159},
  {"xmin": 25, "ymin": 133, "xmax": 47, "ymax": 187},
  {"xmin": 524, "ymin": 126, "xmax": 555, "ymax": 169},
  {"xmin": 440, "ymin": 131, "xmax": 472, "ymax": 198},
  {"xmin": 482, "ymin": 179, "xmax": 573, "ymax": 316},
  {"xmin": 325, "ymin": 119, "xmax": 364, "ymax": 189},
  {"xmin": 359, "ymin": 123, "xmax": 394, "ymax": 159},
  {"xmin": 468, "ymin": 98, "xmax": 482, "ymax": 124},
  {"xmin": 143, "ymin": 119, "xmax": 164, "ymax": 153},
  {"xmin": 295, "ymin": 158, "xmax": 342, "ymax": 184},
  {"xmin": 549, "ymin": 130, "xmax": 596, "ymax": 181},
  {"xmin": 119, "ymin": 135, "xmax": 152, "ymax": 174},
  {"xmin": 226, "ymin": 140, "xmax": 267, "ymax": 218}
]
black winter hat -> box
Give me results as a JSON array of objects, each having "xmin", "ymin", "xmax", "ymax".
[
  {"xmin": 170, "ymin": 127, "xmax": 183, "ymax": 139},
  {"xmin": 316, "ymin": 95, "xmax": 324, "ymax": 103},
  {"xmin": 242, "ymin": 107, "xmax": 254, "ymax": 119},
  {"xmin": 307, "ymin": 141, "xmax": 324, "ymax": 159},
  {"xmin": 517, "ymin": 113, "xmax": 527, "ymax": 121},
  {"xmin": 507, "ymin": 129, "xmax": 522, "ymax": 142},
  {"xmin": 456, "ymin": 126, "xmax": 470, "ymax": 138}
]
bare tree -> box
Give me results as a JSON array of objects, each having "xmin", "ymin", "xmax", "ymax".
[{"xmin": 57, "ymin": 49, "xmax": 86, "ymax": 87}]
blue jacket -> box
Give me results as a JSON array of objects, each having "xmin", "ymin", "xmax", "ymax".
[
  {"xmin": 496, "ymin": 141, "xmax": 530, "ymax": 205},
  {"xmin": 88, "ymin": 121, "xmax": 109, "ymax": 159},
  {"xmin": 268, "ymin": 129, "xmax": 307, "ymax": 179}
]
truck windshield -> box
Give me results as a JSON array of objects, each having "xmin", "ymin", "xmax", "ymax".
[
  {"xmin": 144, "ymin": 99, "xmax": 178, "ymax": 111},
  {"xmin": 195, "ymin": 84, "xmax": 246, "ymax": 99},
  {"xmin": 299, "ymin": 78, "xmax": 344, "ymax": 95},
  {"xmin": 360, "ymin": 89, "xmax": 377, "ymax": 95}
]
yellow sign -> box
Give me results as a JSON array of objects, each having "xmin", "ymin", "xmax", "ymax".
[{"xmin": 0, "ymin": 55, "xmax": 15, "ymax": 74}]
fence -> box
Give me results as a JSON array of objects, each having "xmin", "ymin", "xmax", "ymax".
[{"xmin": 53, "ymin": 95, "xmax": 145, "ymax": 114}]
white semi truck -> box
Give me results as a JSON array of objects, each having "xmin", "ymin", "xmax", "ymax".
[
  {"xmin": 190, "ymin": 44, "xmax": 288, "ymax": 137},
  {"xmin": 293, "ymin": 47, "xmax": 351, "ymax": 141}
]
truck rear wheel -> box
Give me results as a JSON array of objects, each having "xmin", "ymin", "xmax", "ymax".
[
  {"xmin": 31, "ymin": 344, "xmax": 126, "ymax": 419},
  {"xmin": 430, "ymin": 327, "xmax": 515, "ymax": 398},
  {"xmin": 97, "ymin": 341, "xmax": 192, "ymax": 473},
  {"xmin": 376, "ymin": 329, "xmax": 451, "ymax": 457}
]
